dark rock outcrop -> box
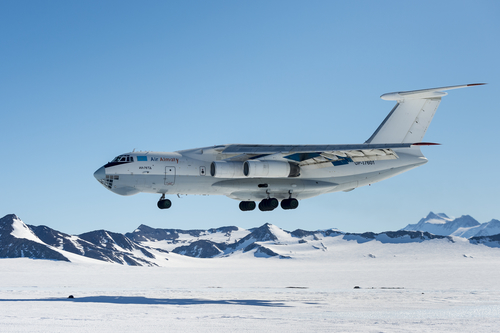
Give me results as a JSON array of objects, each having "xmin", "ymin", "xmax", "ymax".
[{"xmin": 0, "ymin": 214, "xmax": 69, "ymax": 261}]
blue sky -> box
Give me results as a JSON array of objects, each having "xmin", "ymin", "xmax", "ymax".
[{"xmin": 1, "ymin": 1, "xmax": 498, "ymax": 234}]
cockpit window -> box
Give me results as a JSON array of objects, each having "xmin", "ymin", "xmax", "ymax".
[
  {"xmin": 106, "ymin": 155, "xmax": 134, "ymax": 167},
  {"xmin": 110, "ymin": 155, "xmax": 133, "ymax": 163}
]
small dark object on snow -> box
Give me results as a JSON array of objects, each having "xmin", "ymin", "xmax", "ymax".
[
  {"xmin": 354, "ymin": 286, "xmax": 360, "ymax": 289},
  {"xmin": 68, "ymin": 295, "xmax": 74, "ymax": 299}
]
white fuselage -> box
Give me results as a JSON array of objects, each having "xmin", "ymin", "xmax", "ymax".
[{"xmin": 94, "ymin": 146, "xmax": 427, "ymax": 202}]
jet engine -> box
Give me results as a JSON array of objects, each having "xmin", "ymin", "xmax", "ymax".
[
  {"xmin": 210, "ymin": 161, "xmax": 245, "ymax": 178},
  {"xmin": 243, "ymin": 160, "xmax": 300, "ymax": 178}
]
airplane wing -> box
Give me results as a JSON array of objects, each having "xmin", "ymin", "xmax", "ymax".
[
  {"xmin": 219, "ymin": 83, "xmax": 482, "ymax": 165},
  {"xmin": 221, "ymin": 143, "xmax": 433, "ymax": 165}
]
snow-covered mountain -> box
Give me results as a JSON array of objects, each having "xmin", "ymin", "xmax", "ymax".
[
  {"xmin": 467, "ymin": 220, "xmax": 500, "ymax": 237},
  {"xmin": 0, "ymin": 214, "xmax": 169, "ymax": 266},
  {"xmin": 2, "ymin": 212, "xmax": 500, "ymax": 265},
  {"xmin": 125, "ymin": 224, "xmax": 249, "ymax": 248},
  {"xmin": 401, "ymin": 212, "xmax": 500, "ymax": 237},
  {"xmin": 0, "ymin": 214, "xmax": 69, "ymax": 261}
]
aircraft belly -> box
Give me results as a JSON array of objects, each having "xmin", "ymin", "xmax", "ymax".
[{"xmin": 212, "ymin": 178, "xmax": 337, "ymax": 201}]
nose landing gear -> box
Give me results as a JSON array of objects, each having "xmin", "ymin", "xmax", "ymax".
[{"xmin": 157, "ymin": 194, "xmax": 172, "ymax": 209}]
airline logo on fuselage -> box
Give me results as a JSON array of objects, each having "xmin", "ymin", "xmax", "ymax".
[{"xmin": 150, "ymin": 157, "xmax": 179, "ymax": 163}]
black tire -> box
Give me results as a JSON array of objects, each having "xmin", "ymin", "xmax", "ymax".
[
  {"xmin": 246, "ymin": 201, "xmax": 256, "ymax": 211},
  {"xmin": 157, "ymin": 199, "xmax": 172, "ymax": 209},
  {"xmin": 239, "ymin": 201, "xmax": 256, "ymax": 211},
  {"xmin": 288, "ymin": 198, "xmax": 299, "ymax": 209},
  {"xmin": 268, "ymin": 198, "xmax": 278, "ymax": 209},
  {"xmin": 281, "ymin": 198, "xmax": 299, "ymax": 210},
  {"xmin": 259, "ymin": 198, "xmax": 277, "ymax": 211}
]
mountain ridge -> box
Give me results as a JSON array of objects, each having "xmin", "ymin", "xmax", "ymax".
[{"xmin": 1, "ymin": 212, "xmax": 500, "ymax": 266}]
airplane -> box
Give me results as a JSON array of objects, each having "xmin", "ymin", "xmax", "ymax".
[{"xmin": 94, "ymin": 83, "xmax": 484, "ymax": 211}]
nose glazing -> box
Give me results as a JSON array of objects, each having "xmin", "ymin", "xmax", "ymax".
[{"xmin": 94, "ymin": 166, "xmax": 106, "ymax": 181}]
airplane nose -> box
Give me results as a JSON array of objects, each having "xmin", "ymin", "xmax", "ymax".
[{"xmin": 94, "ymin": 166, "xmax": 106, "ymax": 181}]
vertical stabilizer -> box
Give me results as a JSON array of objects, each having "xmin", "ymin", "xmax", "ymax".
[{"xmin": 365, "ymin": 84, "xmax": 484, "ymax": 144}]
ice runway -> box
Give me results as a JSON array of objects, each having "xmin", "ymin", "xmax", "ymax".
[
  {"xmin": 1, "ymin": 254, "xmax": 500, "ymax": 332},
  {"xmin": 2, "ymin": 291, "xmax": 499, "ymax": 332}
]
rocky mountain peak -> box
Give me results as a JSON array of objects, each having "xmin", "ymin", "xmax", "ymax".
[{"xmin": 247, "ymin": 223, "xmax": 280, "ymax": 242}]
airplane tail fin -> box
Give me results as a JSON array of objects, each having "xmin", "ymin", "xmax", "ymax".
[{"xmin": 365, "ymin": 83, "xmax": 485, "ymax": 144}]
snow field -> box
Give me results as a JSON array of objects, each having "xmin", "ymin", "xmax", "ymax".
[{"xmin": 1, "ymin": 249, "xmax": 500, "ymax": 332}]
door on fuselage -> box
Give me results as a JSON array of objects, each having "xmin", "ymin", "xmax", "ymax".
[{"xmin": 164, "ymin": 166, "xmax": 176, "ymax": 185}]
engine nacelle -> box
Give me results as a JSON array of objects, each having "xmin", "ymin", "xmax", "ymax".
[
  {"xmin": 210, "ymin": 161, "xmax": 245, "ymax": 178},
  {"xmin": 243, "ymin": 160, "xmax": 300, "ymax": 178}
]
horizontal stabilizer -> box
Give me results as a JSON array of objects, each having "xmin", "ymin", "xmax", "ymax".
[{"xmin": 381, "ymin": 83, "xmax": 486, "ymax": 101}]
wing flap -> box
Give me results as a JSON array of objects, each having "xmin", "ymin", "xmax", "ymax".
[{"xmin": 296, "ymin": 149, "xmax": 398, "ymax": 165}]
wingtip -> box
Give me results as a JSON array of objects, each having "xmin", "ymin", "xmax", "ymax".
[{"xmin": 467, "ymin": 83, "xmax": 487, "ymax": 86}]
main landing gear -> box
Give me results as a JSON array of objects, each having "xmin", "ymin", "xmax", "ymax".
[
  {"xmin": 239, "ymin": 198, "xmax": 299, "ymax": 211},
  {"xmin": 239, "ymin": 201, "xmax": 256, "ymax": 211},
  {"xmin": 281, "ymin": 198, "xmax": 299, "ymax": 210},
  {"xmin": 259, "ymin": 198, "xmax": 279, "ymax": 211},
  {"xmin": 157, "ymin": 194, "xmax": 172, "ymax": 209}
]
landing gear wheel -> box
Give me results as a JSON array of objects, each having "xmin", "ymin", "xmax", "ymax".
[
  {"xmin": 239, "ymin": 201, "xmax": 256, "ymax": 211},
  {"xmin": 281, "ymin": 198, "xmax": 299, "ymax": 210},
  {"xmin": 157, "ymin": 194, "xmax": 172, "ymax": 209},
  {"xmin": 258, "ymin": 198, "xmax": 279, "ymax": 211},
  {"xmin": 157, "ymin": 199, "xmax": 172, "ymax": 209}
]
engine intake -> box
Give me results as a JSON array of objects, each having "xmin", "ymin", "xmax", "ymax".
[
  {"xmin": 243, "ymin": 160, "xmax": 300, "ymax": 178},
  {"xmin": 210, "ymin": 161, "xmax": 245, "ymax": 178}
]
